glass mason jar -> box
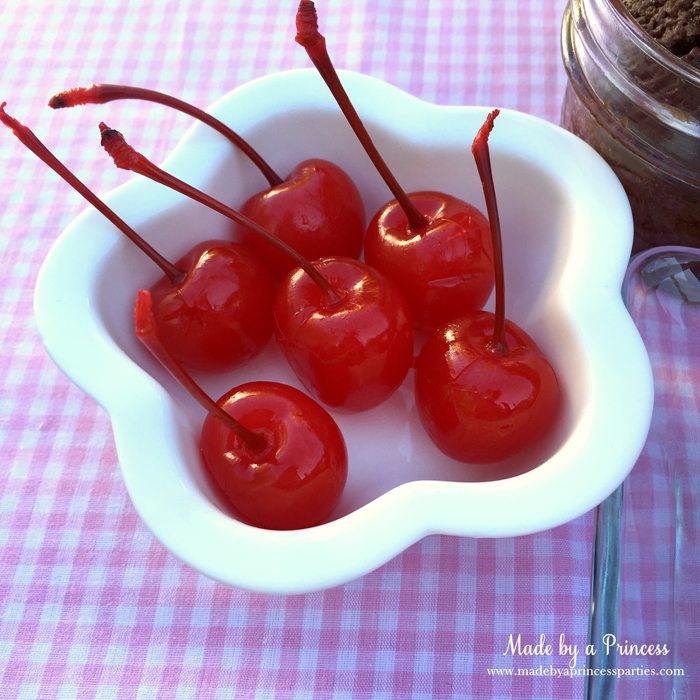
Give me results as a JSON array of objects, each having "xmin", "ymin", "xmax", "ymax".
[{"xmin": 560, "ymin": 0, "xmax": 700, "ymax": 253}]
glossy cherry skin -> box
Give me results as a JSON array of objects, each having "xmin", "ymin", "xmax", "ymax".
[
  {"xmin": 415, "ymin": 310, "xmax": 560, "ymax": 463},
  {"xmin": 273, "ymin": 257, "xmax": 413, "ymax": 411},
  {"xmin": 200, "ymin": 381, "xmax": 348, "ymax": 530},
  {"xmin": 364, "ymin": 191, "xmax": 495, "ymax": 329},
  {"xmin": 148, "ymin": 239, "xmax": 275, "ymax": 372},
  {"xmin": 235, "ymin": 159, "xmax": 366, "ymax": 279}
]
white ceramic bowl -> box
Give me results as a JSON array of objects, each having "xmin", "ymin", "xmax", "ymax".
[{"xmin": 34, "ymin": 69, "xmax": 653, "ymax": 593}]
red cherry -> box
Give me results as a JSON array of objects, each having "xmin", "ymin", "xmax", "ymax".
[
  {"xmin": 134, "ymin": 290, "xmax": 348, "ymax": 531},
  {"xmin": 100, "ymin": 126, "xmax": 415, "ymax": 412},
  {"xmin": 295, "ymin": 0, "xmax": 494, "ymax": 328},
  {"xmin": 415, "ymin": 312, "xmax": 559, "ymax": 462},
  {"xmin": 200, "ymin": 381, "xmax": 348, "ymax": 530},
  {"xmin": 50, "ymin": 84, "xmax": 366, "ymax": 279},
  {"xmin": 365, "ymin": 191, "xmax": 494, "ymax": 328},
  {"xmin": 415, "ymin": 110, "xmax": 560, "ymax": 463},
  {"xmin": 236, "ymin": 158, "xmax": 365, "ymax": 279},
  {"xmin": 148, "ymin": 239, "xmax": 274, "ymax": 372},
  {"xmin": 0, "ymin": 103, "xmax": 274, "ymax": 373},
  {"xmin": 274, "ymin": 257, "xmax": 413, "ymax": 411}
]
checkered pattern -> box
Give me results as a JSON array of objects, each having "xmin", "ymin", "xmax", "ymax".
[{"xmin": 2, "ymin": 0, "xmax": 695, "ymax": 698}]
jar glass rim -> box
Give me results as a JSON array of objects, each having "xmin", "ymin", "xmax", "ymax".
[
  {"xmin": 603, "ymin": 0, "xmax": 700, "ymax": 85},
  {"xmin": 561, "ymin": 2, "xmax": 700, "ymax": 188}
]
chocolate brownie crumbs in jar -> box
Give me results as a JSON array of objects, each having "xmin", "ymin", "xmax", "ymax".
[{"xmin": 560, "ymin": 0, "xmax": 699, "ymax": 252}]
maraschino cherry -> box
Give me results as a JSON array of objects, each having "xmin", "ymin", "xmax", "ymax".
[
  {"xmin": 135, "ymin": 289, "xmax": 348, "ymax": 530},
  {"xmin": 273, "ymin": 256, "xmax": 414, "ymax": 411},
  {"xmin": 0, "ymin": 102, "xmax": 274, "ymax": 373},
  {"xmin": 237, "ymin": 157, "xmax": 365, "ymax": 280},
  {"xmin": 414, "ymin": 111, "xmax": 560, "ymax": 463},
  {"xmin": 101, "ymin": 124, "xmax": 414, "ymax": 412},
  {"xmin": 50, "ymin": 83, "xmax": 366, "ymax": 279},
  {"xmin": 295, "ymin": 0, "xmax": 495, "ymax": 329}
]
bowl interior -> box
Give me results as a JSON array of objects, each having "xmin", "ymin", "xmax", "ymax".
[
  {"xmin": 34, "ymin": 70, "xmax": 654, "ymax": 591},
  {"xmin": 92, "ymin": 93, "xmax": 581, "ymax": 521}
]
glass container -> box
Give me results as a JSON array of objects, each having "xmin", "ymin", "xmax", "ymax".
[{"xmin": 586, "ymin": 246, "xmax": 700, "ymax": 699}]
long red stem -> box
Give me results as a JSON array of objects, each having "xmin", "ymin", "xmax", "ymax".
[
  {"xmin": 471, "ymin": 109, "xmax": 506, "ymax": 354},
  {"xmin": 295, "ymin": 0, "xmax": 427, "ymax": 233},
  {"xmin": 49, "ymin": 84, "xmax": 283, "ymax": 187},
  {"xmin": 0, "ymin": 102, "xmax": 183, "ymax": 284},
  {"xmin": 134, "ymin": 290, "xmax": 266, "ymax": 453},
  {"xmin": 99, "ymin": 123, "xmax": 341, "ymax": 303}
]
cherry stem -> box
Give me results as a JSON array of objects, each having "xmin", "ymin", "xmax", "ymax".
[
  {"xmin": 99, "ymin": 122, "xmax": 342, "ymax": 303},
  {"xmin": 0, "ymin": 102, "xmax": 184, "ymax": 284},
  {"xmin": 471, "ymin": 109, "xmax": 506, "ymax": 354},
  {"xmin": 49, "ymin": 84, "xmax": 283, "ymax": 188},
  {"xmin": 134, "ymin": 289, "xmax": 267, "ymax": 453},
  {"xmin": 295, "ymin": 0, "xmax": 427, "ymax": 233}
]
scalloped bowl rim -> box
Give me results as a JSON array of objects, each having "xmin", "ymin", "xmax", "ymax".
[{"xmin": 33, "ymin": 69, "xmax": 653, "ymax": 593}]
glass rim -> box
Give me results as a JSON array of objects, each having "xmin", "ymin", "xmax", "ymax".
[
  {"xmin": 561, "ymin": 4, "xmax": 700, "ymax": 189},
  {"xmin": 601, "ymin": 0, "xmax": 700, "ymax": 86},
  {"xmin": 623, "ymin": 245, "xmax": 700, "ymax": 300}
]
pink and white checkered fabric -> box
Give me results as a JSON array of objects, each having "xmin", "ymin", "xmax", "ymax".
[{"xmin": 2, "ymin": 0, "xmax": 695, "ymax": 698}]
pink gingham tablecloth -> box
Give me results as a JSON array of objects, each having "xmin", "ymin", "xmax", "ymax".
[{"xmin": 1, "ymin": 1, "xmax": 695, "ymax": 698}]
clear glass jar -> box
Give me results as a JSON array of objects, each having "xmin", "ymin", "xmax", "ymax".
[{"xmin": 560, "ymin": 0, "xmax": 700, "ymax": 253}]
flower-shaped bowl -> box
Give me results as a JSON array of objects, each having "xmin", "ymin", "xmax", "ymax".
[{"xmin": 34, "ymin": 69, "xmax": 653, "ymax": 593}]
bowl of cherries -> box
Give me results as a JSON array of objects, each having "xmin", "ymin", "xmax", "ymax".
[{"xmin": 10, "ymin": 2, "xmax": 652, "ymax": 594}]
